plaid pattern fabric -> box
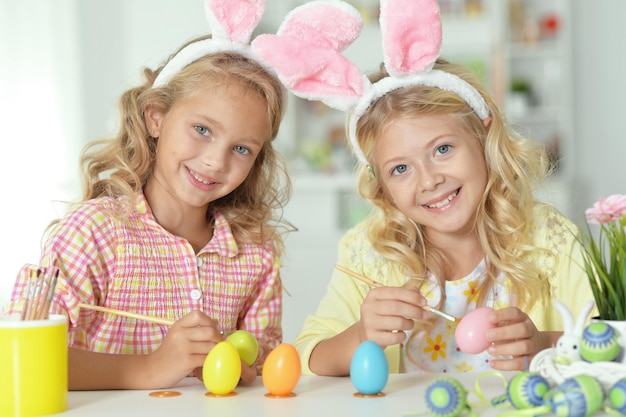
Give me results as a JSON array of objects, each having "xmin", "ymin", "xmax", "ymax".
[{"xmin": 4, "ymin": 194, "xmax": 282, "ymax": 362}]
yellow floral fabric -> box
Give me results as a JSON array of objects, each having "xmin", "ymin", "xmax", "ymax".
[{"xmin": 401, "ymin": 259, "xmax": 508, "ymax": 372}]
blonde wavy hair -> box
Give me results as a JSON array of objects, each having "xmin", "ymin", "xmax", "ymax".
[
  {"xmin": 354, "ymin": 58, "xmax": 552, "ymax": 363},
  {"xmin": 58, "ymin": 36, "xmax": 293, "ymax": 257}
]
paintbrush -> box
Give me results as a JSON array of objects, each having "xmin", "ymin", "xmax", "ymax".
[
  {"xmin": 77, "ymin": 304, "xmax": 232, "ymax": 335},
  {"xmin": 78, "ymin": 303, "xmax": 175, "ymax": 326},
  {"xmin": 334, "ymin": 264, "xmax": 461, "ymax": 324}
]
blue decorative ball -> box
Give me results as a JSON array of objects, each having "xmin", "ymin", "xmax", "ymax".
[
  {"xmin": 580, "ymin": 322, "xmax": 620, "ymax": 362},
  {"xmin": 425, "ymin": 377, "xmax": 467, "ymax": 417},
  {"xmin": 609, "ymin": 378, "xmax": 626, "ymax": 414},
  {"xmin": 549, "ymin": 375, "xmax": 604, "ymax": 417},
  {"xmin": 507, "ymin": 372, "xmax": 550, "ymax": 409}
]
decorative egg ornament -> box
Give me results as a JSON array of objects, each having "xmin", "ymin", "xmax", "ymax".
[
  {"xmin": 580, "ymin": 321, "xmax": 621, "ymax": 362},
  {"xmin": 609, "ymin": 378, "xmax": 626, "ymax": 414},
  {"xmin": 425, "ymin": 377, "xmax": 468, "ymax": 417},
  {"xmin": 350, "ymin": 341, "xmax": 389, "ymax": 397},
  {"xmin": 262, "ymin": 343, "xmax": 301, "ymax": 398},
  {"xmin": 202, "ymin": 341, "xmax": 241, "ymax": 396},
  {"xmin": 505, "ymin": 372, "xmax": 550, "ymax": 409},
  {"xmin": 548, "ymin": 375, "xmax": 604, "ymax": 417},
  {"xmin": 455, "ymin": 307, "xmax": 496, "ymax": 354}
]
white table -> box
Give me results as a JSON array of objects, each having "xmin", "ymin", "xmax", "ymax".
[{"xmin": 56, "ymin": 372, "xmax": 614, "ymax": 417}]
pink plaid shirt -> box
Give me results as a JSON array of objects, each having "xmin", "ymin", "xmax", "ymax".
[{"xmin": 4, "ymin": 194, "xmax": 282, "ymax": 362}]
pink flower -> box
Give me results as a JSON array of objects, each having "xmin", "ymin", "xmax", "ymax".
[{"xmin": 585, "ymin": 194, "xmax": 626, "ymax": 224}]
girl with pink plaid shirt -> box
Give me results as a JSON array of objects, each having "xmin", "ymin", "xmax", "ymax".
[{"xmin": 3, "ymin": 1, "xmax": 302, "ymax": 390}]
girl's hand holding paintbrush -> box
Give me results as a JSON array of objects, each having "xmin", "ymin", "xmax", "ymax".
[
  {"xmin": 151, "ymin": 311, "xmax": 257, "ymax": 386},
  {"xmin": 306, "ymin": 267, "xmax": 435, "ymax": 376},
  {"xmin": 356, "ymin": 283, "xmax": 431, "ymax": 348},
  {"xmin": 73, "ymin": 305, "xmax": 258, "ymax": 387},
  {"xmin": 68, "ymin": 309, "xmax": 225, "ymax": 390},
  {"xmin": 143, "ymin": 310, "xmax": 225, "ymax": 388}
]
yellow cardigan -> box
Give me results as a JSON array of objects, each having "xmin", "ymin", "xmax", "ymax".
[{"xmin": 293, "ymin": 204, "xmax": 595, "ymax": 375}]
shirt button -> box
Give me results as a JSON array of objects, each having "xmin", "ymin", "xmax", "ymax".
[
  {"xmin": 197, "ymin": 257, "xmax": 204, "ymax": 268},
  {"xmin": 190, "ymin": 289, "xmax": 202, "ymax": 300}
]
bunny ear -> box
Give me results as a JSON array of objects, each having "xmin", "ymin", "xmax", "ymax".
[
  {"xmin": 251, "ymin": 0, "xmax": 366, "ymax": 112},
  {"xmin": 380, "ymin": 0, "xmax": 442, "ymax": 77},
  {"xmin": 277, "ymin": 0, "xmax": 362, "ymax": 51},
  {"xmin": 554, "ymin": 300, "xmax": 574, "ymax": 333},
  {"xmin": 205, "ymin": 0, "xmax": 266, "ymax": 44},
  {"xmin": 252, "ymin": 36, "xmax": 367, "ymax": 111},
  {"xmin": 573, "ymin": 300, "xmax": 595, "ymax": 335}
]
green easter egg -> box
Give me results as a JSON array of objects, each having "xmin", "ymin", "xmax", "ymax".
[
  {"xmin": 549, "ymin": 375, "xmax": 604, "ymax": 417},
  {"xmin": 580, "ymin": 322, "xmax": 620, "ymax": 362},
  {"xmin": 609, "ymin": 378, "xmax": 626, "ymax": 414},
  {"xmin": 507, "ymin": 372, "xmax": 550, "ymax": 409},
  {"xmin": 425, "ymin": 378, "xmax": 467, "ymax": 417}
]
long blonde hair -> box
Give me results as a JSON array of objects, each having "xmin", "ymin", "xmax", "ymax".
[
  {"xmin": 66, "ymin": 36, "xmax": 293, "ymax": 256},
  {"xmin": 355, "ymin": 59, "xmax": 551, "ymax": 350}
]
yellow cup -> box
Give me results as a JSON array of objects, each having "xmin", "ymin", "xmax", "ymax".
[{"xmin": 0, "ymin": 314, "xmax": 68, "ymax": 416}]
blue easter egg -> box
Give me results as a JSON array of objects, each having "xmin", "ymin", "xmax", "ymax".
[
  {"xmin": 349, "ymin": 340, "xmax": 389, "ymax": 395},
  {"xmin": 580, "ymin": 322, "xmax": 620, "ymax": 362},
  {"xmin": 507, "ymin": 372, "xmax": 551, "ymax": 409},
  {"xmin": 425, "ymin": 377, "xmax": 467, "ymax": 417},
  {"xmin": 549, "ymin": 375, "xmax": 604, "ymax": 417},
  {"xmin": 609, "ymin": 378, "xmax": 626, "ymax": 414}
]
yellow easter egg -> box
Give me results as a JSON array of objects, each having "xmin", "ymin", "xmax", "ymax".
[
  {"xmin": 202, "ymin": 341, "xmax": 241, "ymax": 395},
  {"xmin": 262, "ymin": 343, "xmax": 301, "ymax": 397}
]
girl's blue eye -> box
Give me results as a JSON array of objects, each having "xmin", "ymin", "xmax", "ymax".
[
  {"xmin": 391, "ymin": 164, "xmax": 408, "ymax": 175},
  {"xmin": 436, "ymin": 144, "xmax": 450, "ymax": 155},
  {"xmin": 194, "ymin": 125, "xmax": 210, "ymax": 136},
  {"xmin": 234, "ymin": 145, "xmax": 250, "ymax": 155}
]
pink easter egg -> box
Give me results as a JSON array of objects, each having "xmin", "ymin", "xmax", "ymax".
[{"xmin": 455, "ymin": 307, "xmax": 496, "ymax": 354}]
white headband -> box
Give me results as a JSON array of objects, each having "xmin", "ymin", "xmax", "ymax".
[{"xmin": 255, "ymin": 0, "xmax": 490, "ymax": 165}]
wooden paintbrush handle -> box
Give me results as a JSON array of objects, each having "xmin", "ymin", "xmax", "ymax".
[{"xmin": 78, "ymin": 303, "xmax": 174, "ymax": 326}]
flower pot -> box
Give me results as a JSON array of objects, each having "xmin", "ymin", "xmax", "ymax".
[{"xmin": 590, "ymin": 317, "xmax": 626, "ymax": 364}]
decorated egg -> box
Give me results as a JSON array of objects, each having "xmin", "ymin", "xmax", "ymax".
[
  {"xmin": 506, "ymin": 372, "xmax": 550, "ymax": 409},
  {"xmin": 549, "ymin": 375, "xmax": 604, "ymax": 417},
  {"xmin": 202, "ymin": 341, "xmax": 241, "ymax": 395},
  {"xmin": 580, "ymin": 321, "xmax": 621, "ymax": 362},
  {"xmin": 609, "ymin": 378, "xmax": 626, "ymax": 414},
  {"xmin": 425, "ymin": 377, "xmax": 468, "ymax": 417},
  {"xmin": 262, "ymin": 343, "xmax": 301, "ymax": 397},
  {"xmin": 350, "ymin": 340, "xmax": 389, "ymax": 395},
  {"xmin": 455, "ymin": 307, "xmax": 496, "ymax": 354}
]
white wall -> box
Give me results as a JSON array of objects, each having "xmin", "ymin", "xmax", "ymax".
[
  {"xmin": 0, "ymin": 0, "xmax": 83, "ymax": 308},
  {"xmin": 1, "ymin": 0, "xmax": 625, "ymax": 342},
  {"xmin": 571, "ymin": 0, "xmax": 626, "ymax": 224}
]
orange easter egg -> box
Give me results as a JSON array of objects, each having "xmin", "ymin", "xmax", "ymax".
[{"xmin": 262, "ymin": 343, "xmax": 301, "ymax": 397}]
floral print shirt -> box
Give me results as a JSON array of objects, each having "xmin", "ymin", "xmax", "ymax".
[{"xmin": 401, "ymin": 260, "xmax": 509, "ymax": 373}]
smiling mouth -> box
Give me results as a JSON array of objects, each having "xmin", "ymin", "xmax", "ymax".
[
  {"xmin": 425, "ymin": 189, "xmax": 459, "ymax": 209},
  {"xmin": 188, "ymin": 168, "xmax": 216, "ymax": 185}
]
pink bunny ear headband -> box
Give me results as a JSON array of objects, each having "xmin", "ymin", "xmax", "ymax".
[
  {"xmin": 254, "ymin": 0, "xmax": 490, "ymax": 165},
  {"xmin": 153, "ymin": 0, "xmax": 361, "ymax": 100},
  {"xmin": 153, "ymin": 0, "xmax": 266, "ymax": 87}
]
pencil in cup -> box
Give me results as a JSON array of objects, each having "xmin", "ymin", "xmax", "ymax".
[{"xmin": 334, "ymin": 264, "xmax": 461, "ymax": 324}]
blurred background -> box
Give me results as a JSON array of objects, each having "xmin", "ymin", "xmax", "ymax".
[{"xmin": 1, "ymin": 0, "xmax": 624, "ymax": 342}]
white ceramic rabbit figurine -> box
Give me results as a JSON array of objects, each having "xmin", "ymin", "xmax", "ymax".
[{"xmin": 553, "ymin": 300, "xmax": 595, "ymax": 365}]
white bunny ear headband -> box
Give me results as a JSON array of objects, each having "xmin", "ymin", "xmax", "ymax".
[
  {"xmin": 254, "ymin": 0, "xmax": 491, "ymax": 165},
  {"xmin": 153, "ymin": 0, "xmax": 357, "ymax": 92}
]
